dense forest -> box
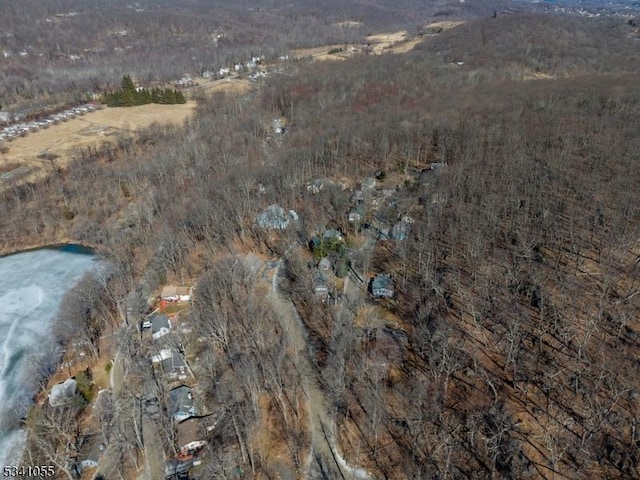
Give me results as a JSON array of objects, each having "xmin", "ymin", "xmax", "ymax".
[{"xmin": 3, "ymin": 6, "xmax": 640, "ymax": 480}]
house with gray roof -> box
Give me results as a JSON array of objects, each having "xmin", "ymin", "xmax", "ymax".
[
  {"xmin": 370, "ymin": 274, "xmax": 394, "ymax": 298},
  {"xmin": 49, "ymin": 378, "xmax": 77, "ymax": 407},
  {"xmin": 348, "ymin": 204, "xmax": 366, "ymax": 223},
  {"xmin": 313, "ymin": 271, "xmax": 329, "ymax": 297},
  {"xmin": 152, "ymin": 315, "xmax": 171, "ymax": 340},
  {"xmin": 390, "ymin": 222, "xmax": 410, "ymax": 241},
  {"xmin": 168, "ymin": 386, "xmax": 197, "ymax": 422},
  {"xmin": 256, "ymin": 204, "xmax": 295, "ymax": 230},
  {"xmin": 162, "ymin": 351, "xmax": 190, "ymax": 380}
]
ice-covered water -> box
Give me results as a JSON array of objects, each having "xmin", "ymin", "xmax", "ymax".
[{"xmin": 0, "ymin": 248, "xmax": 96, "ymax": 467}]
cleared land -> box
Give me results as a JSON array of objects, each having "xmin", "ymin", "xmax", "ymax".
[
  {"xmin": 292, "ymin": 29, "xmax": 428, "ymax": 61},
  {"xmin": 366, "ymin": 30, "xmax": 409, "ymax": 54},
  {"xmin": 0, "ymin": 77, "xmax": 249, "ymax": 189},
  {"xmin": 291, "ymin": 44, "xmax": 349, "ymax": 58},
  {"xmin": 193, "ymin": 77, "xmax": 251, "ymax": 96},
  {"xmin": 0, "ymin": 102, "xmax": 196, "ymax": 186},
  {"xmin": 424, "ymin": 20, "xmax": 466, "ymax": 31}
]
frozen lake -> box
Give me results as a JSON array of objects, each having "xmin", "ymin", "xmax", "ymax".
[{"xmin": 0, "ymin": 247, "xmax": 96, "ymax": 467}]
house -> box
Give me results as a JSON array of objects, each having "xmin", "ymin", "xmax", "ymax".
[
  {"xmin": 168, "ymin": 386, "xmax": 197, "ymax": 422},
  {"xmin": 256, "ymin": 204, "xmax": 292, "ymax": 230},
  {"xmin": 161, "ymin": 285, "xmax": 192, "ymax": 301},
  {"xmin": 161, "ymin": 351, "xmax": 190, "ymax": 380},
  {"xmin": 313, "ymin": 271, "xmax": 329, "ymax": 296},
  {"xmin": 318, "ymin": 257, "xmax": 332, "ymax": 271},
  {"xmin": 430, "ymin": 162, "xmax": 447, "ymax": 170},
  {"xmin": 390, "ymin": 222, "xmax": 410, "ymax": 241},
  {"xmin": 370, "ymin": 212, "xmax": 392, "ymax": 239},
  {"xmin": 273, "ymin": 117, "xmax": 287, "ymax": 134},
  {"xmin": 176, "ymin": 75, "xmax": 194, "ymax": 88},
  {"xmin": 348, "ymin": 204, "xmax": 366, "ymax": 223},
  {"xmin": 152, "ymin": 315, "xmax": 172, "ymax": 340},
  {"xmin": 49, "ymin": 378, "xmax": 77, "ymax": 407},
  {"xmin": 309, "ymin": 236, "xmax": 322, "ymax": 251},
  {"xmin": 323, "ymin": 229, "xmax": 344, "ymax": 242},
  {"xmin": 362, "ymin": 177, "xmax": 377, "ymax": 191},
  {"xmin": 165, "ymin": 458, "xmax": 194, "ymax": 479},
  {"xmin": 306, "ymin": 179, "xmax": 324, "ymax": 194},
  {"xmin": 370, "ymin": 274, "xmax": 394, "ymax": 298},
  {"xmin": 176, "ymin": 416, "xmax": 216, "ymax": 455},
  {"xmin": 152, "ymin": 348, "xmax": 173, "ymax": 364},
  {"xmin": 73, "ymin": 433, "xmax": 106, "ymax": 475},
  {"xmin": 350, "ymin": 189, "xmax": 365, "ymax": 204}
]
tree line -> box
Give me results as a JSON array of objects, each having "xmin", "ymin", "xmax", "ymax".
[{"xmin": 99, "ymin": 75, "xmax": 186, "ymax": 107}]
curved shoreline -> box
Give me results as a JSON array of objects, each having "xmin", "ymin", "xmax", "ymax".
[
  {"xmin": 0, "ymin": 248, "xmax": 98, "ymax": 467},
  {"xmin": 0, "ymin": 241, "xmax": 97, "ymax": 258}
]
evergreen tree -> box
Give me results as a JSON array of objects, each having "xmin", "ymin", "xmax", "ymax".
[
  {"xmin": 121, "ymin": 74, "xmax": 136, "ymax": 93},
  {"xmin": 175, "ymin": 90, "xmax": 186, "ymax": 104},
  {"xmin": 101, "ymin": 75, "xmax": 187, "ymax": 107}
]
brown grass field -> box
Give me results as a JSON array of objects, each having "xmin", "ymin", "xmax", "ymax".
[
  {"xmin": 291, "ymin": 29, "xmax": 428, "ymax": 61},
  {"xmin": 0, "ymin": 102, "xmax": 196, "ymax": 186},
  {"xmin": 366, "ymin": 30, "xmax": 410, "ymax": 54},
  {"xmin": 193, "ymin": 77, "xmax": 251, "ymax": 96},
  {"xmin": 0, "ymin": 78, "xmax": 249, "ymax": 189},
  {"xmin": 424, "ymin": 20, "xmax": 466, "ymax": 32}
]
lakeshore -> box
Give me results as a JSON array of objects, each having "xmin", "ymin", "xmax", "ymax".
[{"xmin": 0, "ymin": 247, "xmax": 96, "ymax": 467}]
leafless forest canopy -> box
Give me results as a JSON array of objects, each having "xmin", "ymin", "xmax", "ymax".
[
  {"xmin": 5, "ymin": 3, "xmax": 640, "ymax": 480},
  {"xmin": 0, "ymin": 0, "xmax": 510, "ymax": 110}
]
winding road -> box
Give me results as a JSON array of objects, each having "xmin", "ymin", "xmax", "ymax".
[{"xmin": 266, "ymin": 258, "xmax": 373, "ymax": 480}]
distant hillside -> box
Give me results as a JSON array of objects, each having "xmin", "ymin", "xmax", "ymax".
[{"xmin": 418, "ymin": 13, "xmax": 640, "ymax": 78}]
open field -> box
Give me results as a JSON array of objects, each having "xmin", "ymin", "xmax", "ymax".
[
  {"xmin": 291, "ymin": 44, "xmax": 348, "ymax": 58},
  {"xmin": 385, "ymin": 37, "xmax": 424, "ymax": 54},
  {"xmin": 366, "ymin": 30, "xmax": 409, "ymax": 53},
  {"xmin": 291, "ymin": 29, "xmax": 427, "ymax": 61},
  {"xmin": 424, "ymin": 20, "xmax": 466, "ymax": 31},
  {"xmin": 0, "ymin": 102, "xmax": 196, "ymax": 187},
  {"xmin": 193, "ymin": 77, "xmax": 251, "ymax": 96},
  {"xmin": 0, "ymin": 78, "xmax": 250, "ymax": 189}
]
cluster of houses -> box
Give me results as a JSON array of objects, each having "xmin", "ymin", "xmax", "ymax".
[
  {"xmin": 175, "ymin": 74, "xmax": 195, "ymax": 88},
  {"xmin": 199, "ymin": 55, "xmax": 268, "ymax": 82},
  {"xmin": 143, "ymin": 285, "xmax": 219, "ymax": 477},
  {"xmin": 0, "ymin": 103, "xmax": 99, "ymax": 142},
  {"xmin": 305, "ymin": 173, "xmax": 428, "ymax": 303},
  {"xmin": 46, "ymin": 282, "xmax": 213, "ymax": 478}
]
